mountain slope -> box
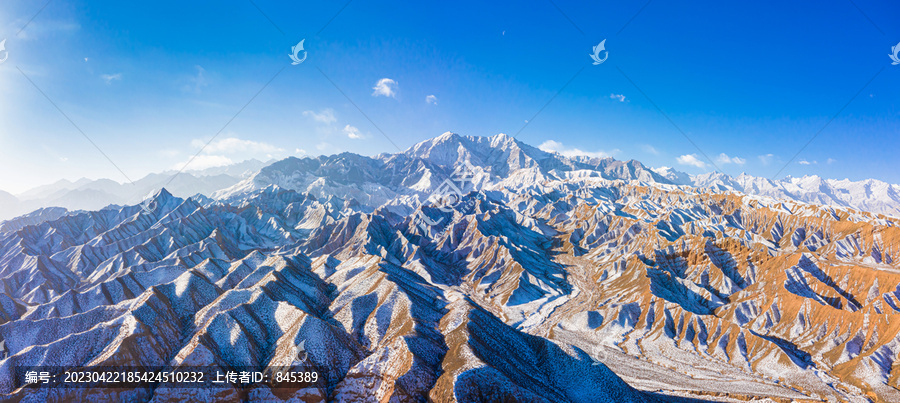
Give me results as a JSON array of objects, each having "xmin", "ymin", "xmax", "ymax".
[
  {"xmin": 690, "ymin": 171, "xmax": 900, "ymax": 217},
  {"xmin": 215, "ymin": 133, "xmax": 900, "ymax": 219},
  {"xmin": 0, "ymin": 187, "xmax": 670, "ymax": 401},
  {"xmin": 1, "ymin": 133, "xmax": 899, "ymax": 401},
  {"xmin": 214, "ymin": 132, "xmax": 673, "ymax": 203}
]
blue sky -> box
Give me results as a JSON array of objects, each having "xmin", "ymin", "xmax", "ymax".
[{"xmin": 0, "ymin": 0, "xmax": 898, "ymax": 192}]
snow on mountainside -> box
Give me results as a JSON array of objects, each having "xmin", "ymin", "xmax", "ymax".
[
  {"xmin": 3, "ymin": 133, "xmax": 900, "ymax": 401},
  {"xmin": 213, "ymin": 132, "xmax": 900, "ymax": 219},
  {"xmin": 651, "ymin": 166, "xmax": 692, "ymax": 186},
  {"xmin": 689, "ymin": 171, "xmax": 900, "ymax": 217},
  {"xmin": 0, "ymin": 186, "xmax": 670, "ymax": 401},
  {"xmin": 3, "ymin": 161, "xmax": 900, "ymax": 400},
  {"xmin": 214, "ymin": 132, "xmax": 672, "ymax": 201},
  {"xmin": 6, "ymin": 133, "xmax": 897, "ymax": 224}
]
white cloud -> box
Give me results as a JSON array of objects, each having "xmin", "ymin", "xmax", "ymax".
[
  {"xmin": 191, "ymin": 137, "xmax": 283, "ymax": 154},
  {"xmin": 798, "ymin": 160, "xmax": 817, "ymax": 165},
  {"xmin": 372, "ymin": 78, "xmax": 397, "ymax": 98},
  {"xmin": 343, "ymin": 125, "xmax": 363, "ymax": 139},
  {"xmin": 641, "ymin": 145, "xmax": 659, "ymax": 155},
  {"xmin": 295, "ymin": 148, "xmax": 307, "ymax": 155},
  {"xmin": 677, "ymin": 154, "xmax": 707, "ymax": 168},
  {"xmin": 172, "ymin": 155, "xmax": 233, "ymax": 171},
  {"xmin": 758, "ymin": 154, "xmax": 775, "ymax": 165},
  {"xmin": 426, "ymin": 95, "xmax": 438, "ymax": 105},
  {"xmin": 100, "ymin": 73, "xmax": 122, "ymax": 84},
  {"xmin": 610, "ymin": 94, "xmax": 626, "ymax": 102},
  {"xmin": 539, "ymin": 140, "xmax": 619, "ymax": 159},
  {"xmin": 302, "ymin": 108, "xmax": 337, "ymax": 124},
  {"xmin": 175, "ymin": 137, "xmax": 284, "ymax": 169},
  {"xmin": 827, "ymin": 158, "xmax": 836, "ymax": 164},
  {"xmin": 716, "ymin": 153, "xmax": 746, "ymax": 165}
]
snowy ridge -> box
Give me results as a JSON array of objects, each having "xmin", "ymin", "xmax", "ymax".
[
  {"xmin": 214, "ymin": 133, "xmax": 900, "ymax": 219},
  {"xmin": 0, "ymin": 133, "xmax": 899, "ymax": 401},
  {"xmin": 690, "ymin": 171, "xmax": 900, "ymax": 218}
]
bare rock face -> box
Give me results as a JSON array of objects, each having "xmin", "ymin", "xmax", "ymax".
[{"xmin": 1, "ymin": 134, "xmax": 900, "ymax": 402}]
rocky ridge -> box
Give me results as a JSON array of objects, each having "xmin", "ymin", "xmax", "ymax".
[{"xmin": 0, "ymin": 134, "xmax": 899, "ymax": 401}]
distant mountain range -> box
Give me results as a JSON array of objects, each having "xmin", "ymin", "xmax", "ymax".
[
  {"xmin": 0, "ymin": 159, "xmax": 268, "ymax": 220},
  {"xmin": 212, "ymin": 132, "xmax": 900, "ymax": 219},
  {"xmin": 2, "ymin": 134, "xmax": 899, "ymax": 223},
  {"xmin": 689, "ymin": 171, "xmax": 900, "ymax": 217}
]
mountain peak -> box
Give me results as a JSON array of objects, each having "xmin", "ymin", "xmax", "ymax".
[
  {"xmin": 149, "ymin": 187, "xmax": 174, "ymax": 200},
  {"xmin": 194, "ymin": 132, "xmax": 900, "ymax": 218},
  {"xmin": 437, "ymin": 131, "xmax": 459, "ymax": 140},
  {"xmin": 490, "ymin": 132, "xmax": 516, "ymax": 146},
  {"xmin": 652, "ymin": 166, "xmax": 692, "ymax": 186},
  {"xmin": 140, "ymin": 187, "xmax": 181, "ymax": 211}
]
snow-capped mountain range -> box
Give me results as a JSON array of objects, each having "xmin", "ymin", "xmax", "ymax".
[
  {"xmin": 212, "ymin": 132, "xmax": 900, "ymax": 219},
  {"xmin": 689, "ymin": 170, "xmax": 900, "ymax": 218},
  {"xmin": 3, "ymin": 133, "xmax": 897, "ymax": 222},
  {"xmin": 1, "ymin": 132, "xmax": 899, "ymax": 401}
]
